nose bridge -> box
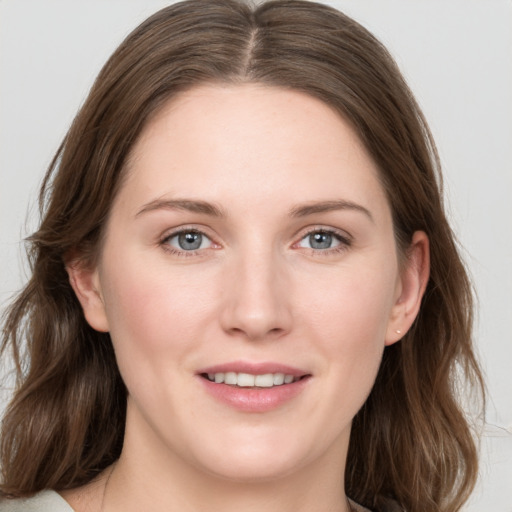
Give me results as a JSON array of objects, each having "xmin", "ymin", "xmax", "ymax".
[{"xmin": 221, "ymin": 240, "xmax": 292, "ymax": 340}]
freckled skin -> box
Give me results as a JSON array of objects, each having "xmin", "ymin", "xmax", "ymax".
[{"xmin": 70, "ymin": 84, "xmax": 428, "ymax": 512}]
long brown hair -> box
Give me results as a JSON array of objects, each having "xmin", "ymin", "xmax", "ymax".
[{"xmin": 1, "ymin": 1, "xmax": 484, "ymax": 510}]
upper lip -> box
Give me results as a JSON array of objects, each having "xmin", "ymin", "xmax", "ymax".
[{"xmin": 197, "ymin": 361, "xmax": 309, "ymax": 377}]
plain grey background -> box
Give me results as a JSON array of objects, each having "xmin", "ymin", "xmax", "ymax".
[{"xmin": 1, "ymin": 1, "xmax": 511, "ymax": 510}]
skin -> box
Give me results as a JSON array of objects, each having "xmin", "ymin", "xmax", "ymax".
[{"xmin": 66, "ymin": 84, "xmax": 429, "ymax": 512}]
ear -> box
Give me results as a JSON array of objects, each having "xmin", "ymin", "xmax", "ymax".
[
  {"xmin": 385, "ymin": 231, "xmax": 430, "ymax": 346},
  {"xmin": 66, "ymin": 258, "xmax": 110, "ymax": 333}
]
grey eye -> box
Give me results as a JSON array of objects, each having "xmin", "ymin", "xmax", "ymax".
[
  {"xmin": 178, "ymin": 232, "xmax": 202, "ymax": 250},
  {"xmin": 309, "ymin": 232, "xmax": 332, "ymax": 249},
  {"xmin": 167, "ymin": 231, "xmax": 211, "ymax": 251},
  {"xmin": 298, "ymin": 231, "xmax": 342, "ymax": 250}
]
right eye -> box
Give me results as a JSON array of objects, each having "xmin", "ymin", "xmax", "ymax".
[{"xmin": 163, "ymin": 230, "xmax": 213, "ymax": 252}]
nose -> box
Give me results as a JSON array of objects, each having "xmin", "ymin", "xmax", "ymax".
[{"xmin": 219, "ymin": 247, "xmax": 293, "ymax": 342}]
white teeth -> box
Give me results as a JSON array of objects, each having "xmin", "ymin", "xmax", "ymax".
[
  {"xmin": 224, "ymin": 372, "xmax": 237, "ymax": 385},
  {"xmin": 273, "ymin": 373, "xmax": 285, "ymax": 385},
  {"xmin": 254, "ymin": 373, "xmax": 274, "ymax": 387},
  {"xmin": 237, "ymin": 373, "xmax": 255, "ymax": 387},
  {"xmin": 206, "ymin": 371, "xmax": 300, "ymax": 387}
]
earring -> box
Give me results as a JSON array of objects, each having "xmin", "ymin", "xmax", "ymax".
[{"xmin": 396, "ymin": 329, "xmax": 402, "ymax": 334}]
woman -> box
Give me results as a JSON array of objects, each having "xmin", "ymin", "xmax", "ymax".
[{"xmin": 0, "ymin": 1, "xmax": 484, "ymax": 511}]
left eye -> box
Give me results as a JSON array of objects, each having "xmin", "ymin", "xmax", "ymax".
[
  {"xmin": 166, "ymin": 231, "xmax": 212, "ymax": 251},
  {"xmin": 298, "ymin": 231, "xmax": 342, "ymax": 250}
]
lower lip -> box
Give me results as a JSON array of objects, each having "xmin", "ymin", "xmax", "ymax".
[{"xmin": 198, "ymin": 376, "xmax": 310, "ymax": 413}]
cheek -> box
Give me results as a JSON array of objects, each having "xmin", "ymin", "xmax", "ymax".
[
  {"xmin": 296, "ymin": 259, "xmax": 397, "ymax": 390},
  {"xmin": 99, "ymin": 255, "xmax": 216, "ymax": 357},
  {"xmin": 299, "ymin": 261, "xmax": 397, "ymax": 343}
]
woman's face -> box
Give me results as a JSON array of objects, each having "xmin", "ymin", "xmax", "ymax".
[{"xmin": 74, "ymin": 84, "xmax": 426, "ymax": 483}]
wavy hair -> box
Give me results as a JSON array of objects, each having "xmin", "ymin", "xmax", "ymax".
[{"xmin": 1, "ymin": 1, "xmax": 484, "ymax": 510}]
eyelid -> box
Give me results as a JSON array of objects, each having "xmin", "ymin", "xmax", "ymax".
[
  {"xmin": 157, "ymin": 224, "xmax": 352, "ymax": 257},
  {"xmin": 294, "ymin": 225, "xmax": 352, "ymax": 242},
  {"xmin": 292, "ymin": 225, "xmax": 353, "ymax": 253},
  {"xmin": 159, "ymin": 225, "xmax": 220, "ymax": 256}
]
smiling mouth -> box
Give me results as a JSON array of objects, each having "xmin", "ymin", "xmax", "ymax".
[{"xmin": 201, "ymin": 372, "xmax": 308, "ymax": 388}]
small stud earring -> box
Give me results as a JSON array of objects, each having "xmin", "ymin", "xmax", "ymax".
[{"xmin": 396, "ymin": 329, "xmax": 402, "ymax": 334}]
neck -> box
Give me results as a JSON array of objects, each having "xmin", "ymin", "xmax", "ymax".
[
  {"xmin": 105, "ymin": 456, "xmax": 351, "ymax": 512},
  {"xmin": 101, "ymin": 421, "xmax": 352, "ymax": 512},
  {"xmin": 97, "ymin": 399, "xmax": 353, "ymax": 512}
]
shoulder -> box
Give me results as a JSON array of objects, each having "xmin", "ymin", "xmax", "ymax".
[
  {"xmin": 349, "ymin": 497, "xmax": 404, "ymax": 512},
  {"xmin": 350, "ymin": 500, "xmax": 372, "ymax": 512},
  {"xmin": 0, "ymin": 490, "xmax": 74, "ymax": 512}
]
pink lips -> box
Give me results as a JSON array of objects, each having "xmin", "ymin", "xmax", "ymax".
[
  {"xmin": 198, "ymin": 361, "xmax": 307, "ymax": 377},
  {"xmin": 197, "ymin": 361, "xmax": 311, "ymax": 413}
]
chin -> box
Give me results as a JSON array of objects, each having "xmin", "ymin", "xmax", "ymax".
[
  {"xmin": 186, "ymin": 429, "xmax": 320, "ymax": 483},
  {"xmin": 202, "ymin": 455, "xmax": 303, "ymax": 484}
]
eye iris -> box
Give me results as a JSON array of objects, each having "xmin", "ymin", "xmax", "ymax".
[
  {"xmin": 178, "ymin": 232, "xmax": 202, "ymax": 250},
  {"xmin": 310, "ymin": 232, "xmax": 332, "ymax": 249}
]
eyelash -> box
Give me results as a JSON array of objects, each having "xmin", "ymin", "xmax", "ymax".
[
  {"xmin": 295, "ymin": 227, "xmax": 352, "ymax": 256},
  {"xmin": 159, "ymin": 226, "xmax": 352, "ymax": 257},
  {"xmin": 160, "ymin": 227, "xmax": 215, "ymax": 258}
]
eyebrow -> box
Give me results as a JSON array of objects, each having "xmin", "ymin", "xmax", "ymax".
[
  {"xmin": 289, "ymin": 200, "xmax": 374, "ymax": 222},
  {"xmin": 135, "ymin": 198, "xmax": 225, "ymax": 218},
  {"xmin": 135, "ymin": 198, "xmax": 373, "ymax": 222}
]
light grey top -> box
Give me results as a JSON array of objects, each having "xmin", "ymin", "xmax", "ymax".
[
  {"xmin": 349, "ymin": 498, "xmax": 372, "ymax": 512},
  {"xmin": 0, "ymin": 490, "xmax": 375, "ymax": 512},
  {"xmin": 0, "ymin": 490, "xmax": 73, "ymax": 512}
]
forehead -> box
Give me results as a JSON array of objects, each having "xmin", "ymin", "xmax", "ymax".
[{"xmin": 120, "ymin": 84, "xmax": 389, "ymax": 218}]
